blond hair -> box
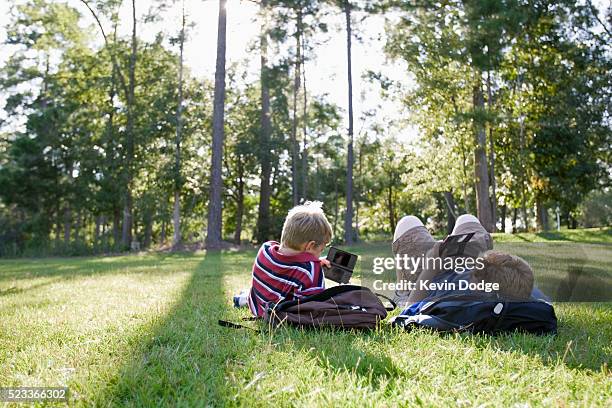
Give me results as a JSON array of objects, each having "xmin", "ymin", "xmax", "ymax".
[
  {"xmin": 280, "ymin": 201, "xmax": 332, "ymax": 250},
  {"xmin": 472, "ymin": 250, "xmax": 534, "ymax": 299}
]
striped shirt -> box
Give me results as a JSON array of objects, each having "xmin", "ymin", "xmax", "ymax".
[{"xmin": 248, "ymin": 241, "xmax": 326, "ymax": 317}]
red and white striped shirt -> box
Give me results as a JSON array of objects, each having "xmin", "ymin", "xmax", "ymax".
[{"xmin": 248, "ymin": 241, "xmax": 325, "ymax": 317}]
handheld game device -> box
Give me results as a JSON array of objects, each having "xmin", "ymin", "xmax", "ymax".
[
  {"xmin": 439, "ymin": 232, "xmax": 475, "ymax": 258},
  {"xmin": 324, "ymin": 247, "xmax": 358, "ymax": 284}
]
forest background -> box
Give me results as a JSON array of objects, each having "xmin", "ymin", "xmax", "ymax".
[{"xmin": 0, "ymin": 0, "xmax": 610, "ymax": 256}]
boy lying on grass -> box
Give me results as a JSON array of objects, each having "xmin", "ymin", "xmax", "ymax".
[
  {"xmin": 392, "ymin": 214, "xmax": 535, "ymax": 307},
  {"xmin": 234, "ymin": 201, "xmax": 333, "ymax": 317}
]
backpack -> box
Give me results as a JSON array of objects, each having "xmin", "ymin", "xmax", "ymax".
[
  {"xmin": 390, "ymin": 295, "xmax": 557, "ymax": 335},
  {"xmin": 262, "ymin": 285, "xmax": 395, "ymax": 330}
]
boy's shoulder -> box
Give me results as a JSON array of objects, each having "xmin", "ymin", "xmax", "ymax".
[
  {"xmin": 258, "ymin": 240, "xmax": 280, "ymax": 257},
  {"xmin": 257, "ymin": 241, "xmax": 318, "ymax": 265}
]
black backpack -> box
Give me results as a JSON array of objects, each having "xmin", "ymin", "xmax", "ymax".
[{"xmin": 391, "ymin": 296, "xmax": 557, "ymax": 335}]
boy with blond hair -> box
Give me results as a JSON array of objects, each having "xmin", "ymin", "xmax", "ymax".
[
  {"xmin": 242, "ymin": 201, "xmax": 333, "ymax": 317},
  {"xmin": 473, "ymin": 250, "xmax": 534, "ymax": 300}
]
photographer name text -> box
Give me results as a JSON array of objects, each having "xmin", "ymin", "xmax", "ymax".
[{"xmin": 373, "ymin": 279, "xmax": 500, "ymax": 293}]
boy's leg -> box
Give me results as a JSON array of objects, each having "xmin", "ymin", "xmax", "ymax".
[
  {"xmin": 392, "ymin": 216, "xmax": 436, "ymax": 305},
  {"xmin": 451, "ymin": 214, "xmax": 493, "ymax": 259},
  {"xmin": 405, "ymin": 215, "xmax": 494, "ymax": 304}
]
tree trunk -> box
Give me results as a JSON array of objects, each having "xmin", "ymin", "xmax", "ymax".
[
  {"xmin": 443, "ymin": 191, "xmax": 457, "ymax": 235},
  {"xmin": 74, "ymin": 209, "xmax": 82, "ymax": 243},
  {"xmin": 206, "ymin": 0, "xmax": 227, "ymax": 250},
  {"xmin": 55, "ymin": 205, "xmax": 61, "ymax": 246},
  {"xmin": 95, "ymin": 216, "xmax": 101, "ymax": 249},
  {"xmin": 536, "ymin": 198, "xmax": 549, "ymax": 231},
  {"xmin": 355, "ymin": 195, "xmax": 359, "ymax": 240},
  {"xmin": 256, "ymin": 0, "xmax": 272, "ymax": 243},
  {"xmin": 63, "ymin": 205, "xmax": 71, "ymax": 245},
  {"xmin": 161, "ymin": 219, "xmax": 167, "ymax": 244},
  {"xmin": 133, "ymin": 209, "xmax": 138, "ymax": 245},
  {"xmin": 472, "ymin": 81, "xmax": 493, "ymax": 232},
  {"xmin": 488, "ymin": 130, "xmax": 496, "ymax": 229},
  {"xmin": 314, "ymin": 159, "xmax": 320, "ymax": 199},
  {"xmin": 570, "ymin": 215, "xmax": 577, "ymax": 229},
  {"xmin": 344, "ymin": 0, "xmax": 354, "ymax": 244},
  {"xmin": 173, "ymin": 0, "xmax": 186, "ymax": 250},
  {"xmin": 487, "ymin": 72, "xmax": 497, "ymax": 231},
  {"xmin": 290, "ymin": 8, "xmax": 302, "ymax": 206},
  {"xmin": 89, "ymin": 214, "xmax": 94, "ymax": 245},
  {"xmin": 301, "ymin": 36, "xmax": 308, "ymax": 201},
  {"xmin": 452, "ymin": 97, "xmax": 470, "ymax": 214},
  {"xmin": 101, "ymin": 215, "xmax": 108, "ymax": 251},
  {"xmin": 106, "ymin": 46, "xmax": 118, "ymax": 251},
  {"xmin": 519, "ymin": 115, "xmax": 528, "ymax": 232},
  {"xmin": 144, "ymin": 210, "xmax": 152, "ymax": 248},
  {"xmin": 103, "ymin": 215, "xmax": 109, "ymax": 250},
  {"xmin": 461, "ymin": 151, "xmax": 470, "ymax": 214},
  {"xmin": 234, "ymin": 157, "xmax": 245, "ymax": 244},
  {"xmin": 521, "ymin": 191, "xmax": 528, "ymax": 231},
  {"xmin": 355, "ymin": 140, "xmax": 363, "ymax": 241},
  {"xmin": 500, "ymin": 204, "xmax": 507, "ymax": 233},
  {"xmin": 387, "ymin": 184, "xmax": 395, "ymax": 233},
  {"xmin": 333, "ymin": 176, "xmax": 339, "ymax": 239},
  {"xmin": 271, "ymin": 160, "xmax": 279, "ymax": 198},
  {"xmin": 121, "ymin": 194, "xmax": 132, "ymax": 248},
  {"xmin": 512, "ymin": 207, "xmax": 518, "ymax": 233},
  {"xmin": 113, "ymin": 207, "xmax": 120, "ymax": 248},
  {"xmin": 172, "ymin": 190, "xmax": 181, "ymax": 247},
  {"xmin": 122, "ymin": 0, "xmax": 137, "ymax": 249}
]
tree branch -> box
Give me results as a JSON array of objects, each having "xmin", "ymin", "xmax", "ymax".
[
  {"xmin": 79, "ymin": 0, "xmax": 129, "ymax": 100},
  {"xmin": 586, "ymin": 0, "xmax": 612, "ymax": 38}
]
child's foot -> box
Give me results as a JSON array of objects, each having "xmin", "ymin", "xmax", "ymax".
[{"xmin": 233, "ymin": 291, "xmax": 248, "ymax": 308}]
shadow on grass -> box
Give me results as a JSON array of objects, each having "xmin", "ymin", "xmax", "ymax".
[
  {"xmin": 544, "ymin": 266, "xmax": 612, "ymax": 302},
  {"xmin": 91, "ymin": 251, "xmax": 242, "ymax": 406},
  {"xmin": 0, "ymin": 277, "xmax": 64, "ymax": 297},
  {"xmin": 0, "ymin": 253, "xmax": 202, "ymax": 281},
  {"xmin": 514, "ymin": 234, "xmax": 531, "ymax": 242},
  {"xmin": 534, "ymin": 231, "xmax": 571, "ymax": 241},
  {"xmin": 462, "ymin": 301, "xmax": 611, "ymax": 374},
  {"xmin": 268, "ymin": 324, "xmax": 402, "ymax": 390}
]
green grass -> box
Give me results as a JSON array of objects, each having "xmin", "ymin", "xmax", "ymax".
[
  {"xmin": 0, "ymin": 239, "xmax": 611, "ymax": 406},
  {"xmin": 491, "ymin": 226, "xmax": 612, "ymax": 244}
]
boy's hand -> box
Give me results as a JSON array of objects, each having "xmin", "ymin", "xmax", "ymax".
[{"xmin": 319, "ymin": 258, "xmax": 331, "ymax": 269}]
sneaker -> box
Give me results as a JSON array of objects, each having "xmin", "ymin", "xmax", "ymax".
[{"xmin": 233, "ymin": 291, "xmax": 248, "ymax": 308}]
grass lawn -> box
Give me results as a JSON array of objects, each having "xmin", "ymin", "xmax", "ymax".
[
  {"xmin": 0, "ymin": 231, "xmax": 611, "ymax": 406},
  {"xmin": 491, "ymin": 227, "xmax": 612, "ymax": 244}
]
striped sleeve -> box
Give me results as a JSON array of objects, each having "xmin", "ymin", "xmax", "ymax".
[{"xmin": 294, "ymin": 260, "xmax": 325, "ymax": 298}]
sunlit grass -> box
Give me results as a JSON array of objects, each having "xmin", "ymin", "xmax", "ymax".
[
  {"xmin": 492, "ymin": 226, "xmax": 612, "ymax": 244},
  {"xmin": 0, "ymin": 242, "xmax": 610, "ymax": 406}
]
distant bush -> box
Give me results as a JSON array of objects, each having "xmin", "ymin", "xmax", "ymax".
[{"xmin": 578, "ymin": 190, "xmax": 612, "ymax": 228}]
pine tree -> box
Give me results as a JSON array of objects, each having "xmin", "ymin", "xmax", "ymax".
[{"xmin": 206, "ymin": 0, "xmax": 227, "ymax": 249}]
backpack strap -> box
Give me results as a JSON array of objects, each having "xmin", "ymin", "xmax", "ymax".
[
  {"xmin": 218, "ymin": 319, "xmax": 260, "ymax": 333},
  {"xmin": 272, "ymin": 285, "xmax": 369, "ymax": 312},
  {"xmin": 375, "ymin": 292, "xmax": 397, "ymax": 311}
]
